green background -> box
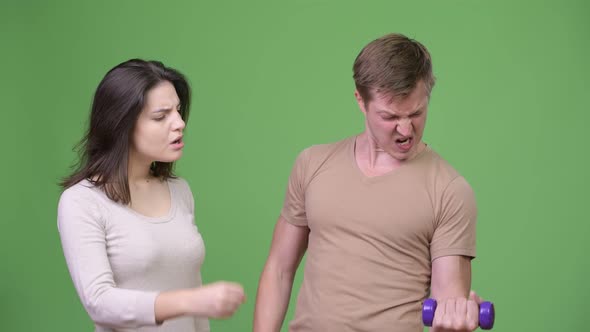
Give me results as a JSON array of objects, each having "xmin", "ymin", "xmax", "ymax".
[{"xmin": 1, "ymin": 0, "xmax": 588, "ymax": 331}]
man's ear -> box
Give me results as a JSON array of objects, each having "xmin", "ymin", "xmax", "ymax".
[{"xmin": 354, "ymin": 89, "xmax": 368, "ymax": 115}]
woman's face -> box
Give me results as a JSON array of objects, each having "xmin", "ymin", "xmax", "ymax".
[{"xmin": 130, "ymin": 81, "xmax": 186, "ymax": 164}]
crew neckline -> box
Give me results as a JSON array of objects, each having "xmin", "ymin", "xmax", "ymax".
[
  {"xmin": 123, "ymin": 178, "xmax": 177, "ymax": 223},
  {"xmin": 349, "ymin": 135, "xmax": 431, "ymax": 184}
]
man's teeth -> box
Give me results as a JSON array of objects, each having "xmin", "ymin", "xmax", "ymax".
[{"xmin": 399, "ymin": 138, "xmax": 410, "ymax": 144}]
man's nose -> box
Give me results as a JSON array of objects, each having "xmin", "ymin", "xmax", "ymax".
[{"xmin": 396, "ymin": 118, "xmax": 412, "ymax": 136}]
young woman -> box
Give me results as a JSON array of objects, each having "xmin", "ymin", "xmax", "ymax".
[{"xmin": 58, "ymin": 59, "xmax": 245, "ymax": 332}]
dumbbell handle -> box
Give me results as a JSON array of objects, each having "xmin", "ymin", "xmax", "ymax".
[{"xmin": 422, "ymin": 298, "xmax": 495, "ymax": 330}]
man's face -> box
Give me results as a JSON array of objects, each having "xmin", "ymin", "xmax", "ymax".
[{"xmin": 355, "ymin": 81, "xmax": 430, "ymax": 161}]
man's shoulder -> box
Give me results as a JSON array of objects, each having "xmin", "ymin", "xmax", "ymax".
[
  {"xmin": 287, "ymin": 136, "xmax": 355, "ymax": 181},
  {"xmin": 300, "ymin": 135, "xmax": 355, "ymax": 159},
  {"xmin": 418, "ymin": 146, "xmax": 464, "ymax": 182}
]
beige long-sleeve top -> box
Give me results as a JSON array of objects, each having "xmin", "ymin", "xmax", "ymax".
[{"xmin": 57, "ymin": 178, "xmax": 210, "ymax": 332}]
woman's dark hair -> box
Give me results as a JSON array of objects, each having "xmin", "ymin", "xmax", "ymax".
[{"xmin": 61, "ymin": 59, "xmax": 191, "ymax": 204}]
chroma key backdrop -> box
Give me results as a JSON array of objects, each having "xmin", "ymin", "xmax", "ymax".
[{"xmin": 0, "ymin": 0, "xmax": 587, "ymax": 331}]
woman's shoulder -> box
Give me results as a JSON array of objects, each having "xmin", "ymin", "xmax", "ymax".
[
  {"xmin": 58, "ymin": 179, "xmax": 113, "ymax": 212},
  {"xmin": 167, "ymin": 176, "xmax": 190, "ymax": 190},
  {"xmin": 167, "ymin": 176, "xmax": 195, "ymax": 213},
  {"xmin": 167, "ymin": 176, "xmax": 194, "ymax": 199},
  {"xmin": 60, "ymin": 179, "xmax": 100, "ymax": 200},
  {"xmin": 57, "ymin": 179, "xmax": 111, "ymax": 229}
]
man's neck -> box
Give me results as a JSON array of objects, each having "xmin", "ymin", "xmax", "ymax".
[{"xmin": 354, "ymin": 133, "xmax": 425, "ymax": 176}]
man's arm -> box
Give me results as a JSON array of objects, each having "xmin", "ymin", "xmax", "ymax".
[
  {"xmin": 253, "ymin": 216, "xmax": 309, "ymax": 332},
  {"xmin": 430, "ymin": 255, "xmax": 481, "ymax": 332},
  {"xmin": 431, "ymin": 255, "xmax": 471, "ymax": 300}
]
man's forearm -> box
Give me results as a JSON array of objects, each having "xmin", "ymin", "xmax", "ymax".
[{"xmin": 253, "ymin": 264, "xmax": 296, "ymax": 332}]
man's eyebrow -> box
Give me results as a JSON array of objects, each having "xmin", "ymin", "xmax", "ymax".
[{"xmin": 377, "ymin": 110, "xmax": 398, "ymax": 114}]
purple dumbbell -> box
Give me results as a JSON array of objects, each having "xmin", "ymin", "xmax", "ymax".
[{"xmin": 422, "ymin": 298, "xmax": 495, "ymax": 330}]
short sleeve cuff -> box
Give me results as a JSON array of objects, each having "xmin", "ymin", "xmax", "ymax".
[
  {"xmin": 431, "ymin": 248, "xmax": 476, "ymax": 262},
  {"xmin": 280, "ymin": 211, "xmax": 308, "ymax": 227}
]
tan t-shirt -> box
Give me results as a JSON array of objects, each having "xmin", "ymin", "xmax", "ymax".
[{"xmin": 281, "ymin": 136, "xmax": 477, "ymax": 332}]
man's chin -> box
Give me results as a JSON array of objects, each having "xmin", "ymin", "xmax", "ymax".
[{"xmin": 390, "ymin": 149, "xmax": 414, "ymax": 162}]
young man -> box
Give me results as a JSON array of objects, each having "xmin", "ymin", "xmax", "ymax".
[{"xmin": 254, "ymin": 33, "xmax": 484, "ymax": 332}]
